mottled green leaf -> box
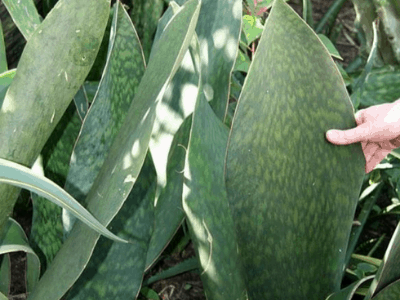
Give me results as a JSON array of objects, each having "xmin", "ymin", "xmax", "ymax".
[
  {"xmin": 371, "ymin": 279, "xmax": 400, "ymax": 300},
  {"xmin": 0, "ymin": 218, "xmax": 40, "ymax": 293},
  {"xmin": 66, "ymin": 154, "xmax": 156, "ymax": 300},
  {"xmin": 30, "ymin": 102, "xmax": 82, "ymax": 271},
  {"xmin": 130, "ymin": 0, "xmax": 164, "ymax": 61},
  {"xmin": 63, "ymin": 1, "xmax": 146, "ymax": 237},
  {"xmin": 0, "ymin": 0, "xmax": 110, "ymax": 234},
  {"xmin": 0, "ymin": 158, "xmax": 127, "ymax": 243},
  {"xmin": 2, "ymin": 0, "xmax": 41, "ymax": 40},
  {"xmin": 225, "ymin": 0, "xmax": 365, "ymax": 299},
  {"xmin": 0, "ymin": 22, "xmax": 7, "ymax": 73},
  {"xmin": 352, "ymin": 67, "xmax": 400, "ymax": 108},
  {"xmin": 326, "ymin": 276, "xmax": 374, "ymax": 300},
  {"xmin": 183, "ymin": 33, "xmax": 247, "ymax": 299},
  {"xmin": 365, "ymin": 222, "xmax": 400, "ymax": 299},
  {"xmin": 29, "ymin": 2, "xmax": 201, "ymax": 299},
  {"xmin": 243, "ymin": 15, "xmax": 264, "ymax": 45}
]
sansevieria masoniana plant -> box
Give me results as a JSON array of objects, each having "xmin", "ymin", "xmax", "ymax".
[{"xmin": 1, "ymin": 0, "xmax": 400, "ymax": 299}]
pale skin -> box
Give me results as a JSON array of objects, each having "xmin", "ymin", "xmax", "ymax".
[{"xmin": 326, "ymin": 99, "xmax": 400, "ymax": 173}]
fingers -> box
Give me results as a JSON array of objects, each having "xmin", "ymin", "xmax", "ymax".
[
  {"xmin": 365, "ymin": 147, "xmax": 392, "ymax": 173},
  {"xmin": 326, "ymin": 122, "xmax": 371, "ymax": 145}
]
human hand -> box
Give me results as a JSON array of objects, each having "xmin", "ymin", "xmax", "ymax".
[{"xmin": 326, "ymin": 99, "xmax": 400, "ymax": 173}]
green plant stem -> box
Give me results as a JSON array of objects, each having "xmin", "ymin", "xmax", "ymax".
[{"xmin": 315, "ymin": 0, "xmax": 348, "ymax": 34}]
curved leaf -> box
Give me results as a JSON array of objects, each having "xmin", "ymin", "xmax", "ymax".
[
  {"xmin": 365, "ymin": 221, "xmax": 400, "ymax": 299},
  {"xmin": 326, "ymin": 276, "xmax": 373, "ymax": 300},
  {"xmin": 371, "ymin": 279, "xmax": 400, "ymax": 300},
  {"xmin": 225, "ymin": 0, "xmax": 365, "ymax": 299},
  {"xmin": 0, "ymin": 218, "xmax": 40, "ymax": 293},
  {"xmin": 0, "ymin": 158, "xmax": 127, "ymax": 243}
]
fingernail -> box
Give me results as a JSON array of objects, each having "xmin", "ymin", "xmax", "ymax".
[{"xmin": 326, "ymin": 130, "xmax": 339, "ymax": 141}]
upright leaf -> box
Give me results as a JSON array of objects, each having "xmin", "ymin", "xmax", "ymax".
[
  {"xmin": 225, "ymin": 0, "xmax": 365, "ymax": 299},
  {"xmin": 2, "ymin": 0, "xmax": 41, "ymax": 41},
  {"xmin": 182, "ymin": 35, "xmax": 247, "ymax": 298},
  {"xmin": 63, "ymin": 1, "xmax": 146, "ymax": 236},
  {"xmin": 29, "ymin": 2, "xmax": 201, "ymax": 299},
  {"xmin": 147, "ymin": 0, "xmax": 242, "ymax": 266},
  {"xmin": 0, "ymin": 0, "xmax": 110, "ymax": 234}
]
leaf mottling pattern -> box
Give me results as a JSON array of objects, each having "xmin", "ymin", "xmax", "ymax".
[
  {"xmin": 63, "ymin": 1, "xmax": 146, "ymax": 234},
  {"xmin": 225, "ymin": 0, "xmax": 365, "ymax": 299}
]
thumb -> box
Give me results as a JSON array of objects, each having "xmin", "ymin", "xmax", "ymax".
[{"xmin": 326, "ymin": 123, "xmax": 370, "ymax": 145}]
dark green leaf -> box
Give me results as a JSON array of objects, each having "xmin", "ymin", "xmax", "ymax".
[
  {"xmin": 371, "ymin": 279, "xmax": 400, "ymax": 300},
  {"xmin": 225, "ymin": 0, "xmax": 365, "ymax": 298}
]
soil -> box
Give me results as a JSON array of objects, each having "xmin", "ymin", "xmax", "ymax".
[{"xmin": 1, "ymin": 0, "xmax": 365, "ymax": 299}]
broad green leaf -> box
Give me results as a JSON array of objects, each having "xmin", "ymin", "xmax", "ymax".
[
  {"xmin": 365, "ymin": 221, "xmax": 400, "ymax": 299},
  {"xmin": 0, "ymin": 69, "xmax": 16, "ymax": 106},
  {"xmin": 0, "ymin": 218, "xmax": 40, "ymax": 293},
  {"xmin": 0, "ymin": 0, "xmax": 110, "ymax": 234},
  {"xmin": 225, "ymin": 0, "xmax": 365, "ymax": 299},
  {"xmin": 30, "ymin": 102, "xmax": 82, "ymax": 270},
  {"xmin": 183, "ymin": 33, "xmax": 247, "ymax": 299},
  {"xmin": 0, "ymin": 22, "xmax": 7, "ymax": 73},
  {"xmin": 0, "ymin": 158, "xmax": 127, "ymax": 244},
  {"xmin": 371, "ymin": 279, "xmax": 400, "ymax": 300},
  {"xmin": 66, "ymin": 154, "xmax": 156, "ymax": 300},
  {"xmin": 326, "ymin": 276, "xmax": 374, "ymax": 300},
  {"xmin": 29, "ymin": 2, "xmax": 201, "ymax": 299},
  {"xmin": 62, "ymin": 1, "xmax": 146, "ymax": 237},
  {"xmin": 318, "ymin": 34, "xmax": 343, "ymax": 60},
  {"xmin": 243, "ymin": 15, "xmax": 264, "ymax": 45},
  {"xmin": 2, "ymin": 0, "xmax": 41, "ymax": 40}
]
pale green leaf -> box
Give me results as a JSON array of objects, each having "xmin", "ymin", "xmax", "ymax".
[
  {"xmin": 0, "ymin": 0, "xmax": 110, "ymax": 234},
  {"xmin": 0, "ymin": 158, "xmax": 127, "ymax": 244},
  {"xmin": 318, "ymin": 34, "xmax": 343, "ymax": 60},
  {"xmin": 2, "ymin": 0, "xmax": 41, "ymax": 40}
]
